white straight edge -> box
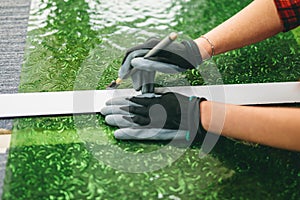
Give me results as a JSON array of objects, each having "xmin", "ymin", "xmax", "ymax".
[{"xmin": 0, "ymin": 81, "xmax": 299, "ymax": 118}]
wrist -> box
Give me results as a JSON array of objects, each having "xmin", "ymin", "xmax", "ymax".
[
  {"xmin": 194, "ymin": 36, "xmax": 214, "ymax": 60},
  {"xmin": 200, "ymin": 100, "xmax": 211, "ymax": 131}
]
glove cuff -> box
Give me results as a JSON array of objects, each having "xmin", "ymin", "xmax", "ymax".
[
  {"xmin": 187, "ymin": 96, "xmax": 207, "ymax": 143},
  {"xmin": 182, "ymin": 40, "xmax": 203, "ymax": 68}
]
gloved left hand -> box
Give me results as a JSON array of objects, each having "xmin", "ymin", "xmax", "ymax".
[
  {"xmin": 100, "ymin": 92, "xmax": 206, "ymax": 141},
  {"xmin": 118, "ymin": 37, "xmax": 203, "ymax": 93}
]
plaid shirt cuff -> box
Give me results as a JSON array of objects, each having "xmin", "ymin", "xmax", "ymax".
[{"xmin": 274, "ymin": 0, "xmax": 300, "ymax": 32}]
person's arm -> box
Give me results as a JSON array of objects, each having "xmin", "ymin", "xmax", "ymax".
[
  {"xmin": 200, "ymin": 101, "xmax": 300, "ymax": 151},
  {"xmin": 194, "ymin": 0, "xmax": 284, "ymax": 58}
]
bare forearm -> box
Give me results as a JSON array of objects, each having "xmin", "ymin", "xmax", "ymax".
[
  {"xmin": 194, "ymin": 0, "xmax": 283, "ymax": 58},
  {"xmin": 200, "ymin": 101, "xmax": 300, "ymax": 151}
]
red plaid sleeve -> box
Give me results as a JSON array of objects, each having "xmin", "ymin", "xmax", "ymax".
[{"xmin": 274, "ymin": 0, "xmax": 300, "ymax": 32}]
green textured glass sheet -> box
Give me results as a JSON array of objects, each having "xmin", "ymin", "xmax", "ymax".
[{"xmin": 2, "ymin": 0, "xmax": 300, "ymax": 199}]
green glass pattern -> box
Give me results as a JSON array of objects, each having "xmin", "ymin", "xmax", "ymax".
[{"xmin": 2, "ymin": 0, "xmax": 300, "ymax": 199}]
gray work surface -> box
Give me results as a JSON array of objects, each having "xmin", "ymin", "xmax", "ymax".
[{"xmin": 0, "ymin": 0, "xmax": 30, "ymax": 198}]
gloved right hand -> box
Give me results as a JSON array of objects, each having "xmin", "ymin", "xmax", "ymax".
[
  {"xmin": 100, "ymin": 92, "xmax": 207, "ymax": 142},
  {"xmin": 118, "ymin": 38, "xmax": 203, "ymax": 93}
]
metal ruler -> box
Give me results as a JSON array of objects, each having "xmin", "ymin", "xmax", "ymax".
[{"xmin": 0, "ymin": 82, "xmax": 299, "ymax": 118}]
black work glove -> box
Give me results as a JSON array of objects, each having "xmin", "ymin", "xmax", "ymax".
[
  {"xmin": 118, "ymin": 38, "xmax": 203, "ymax": 93},
  {"xmin": 117, "ymin": 92, "xmax": 207, "ymax": 141}
]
